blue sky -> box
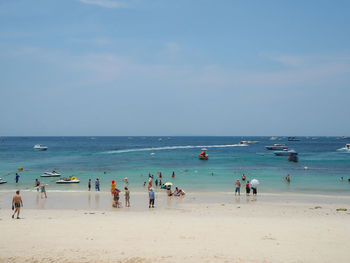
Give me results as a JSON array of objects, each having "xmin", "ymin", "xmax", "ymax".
[{"xmin": 0, "ymin": 0, "xmax": 349, "ymax": 136}]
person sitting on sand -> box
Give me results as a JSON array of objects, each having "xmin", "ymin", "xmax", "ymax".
[
  {"xmin": 166, "ymin": 186, "xmax": 173, "ymax": 196},
  {"xmin": 124, "ymin": 187, "xmax": 130, "ymax": 207},
  {"xmin": 12, "ymin": 190, "xmax": 23, "ymax": 219},
  {"xmin": 173, "ymin": 187, "xmax": 180, "ymax": 196}
]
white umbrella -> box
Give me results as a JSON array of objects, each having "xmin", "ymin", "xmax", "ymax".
[
  {"xmin": 250, "ymin": 179, "xmax": 259, "ymax": 188},
  {"xmin": 164, "ymin": 182, "xmax": 173, "ymax": 186}
]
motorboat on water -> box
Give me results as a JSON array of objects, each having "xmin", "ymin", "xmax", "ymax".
[
  {"xmin": 0, "ymin": 178, "xmax": 7, "ymax": 184},
  {"xmin": 199, "ymin": 148, "xmax": 209, "ymax": 160},
  {"xmin": 56, "ymin": 176, "xmax": 80, "ymax": 184},
  {"xmin": 265, "ymin": 144, "xmax": 288, "ymax": 151},
  {"xmin": 274, "ymin": 149, "xmax": 297, "ymax": 156},
  {"xmin": 41, "ymin": 171, "xmax": 61, "ymax": 177},
  {"xmin": 239, "ymin": 141, "xmax": 249, "ymax": 146},
  {"xmin": 337, "ymin": 144, "xmax": 350, "ymax": 152},
  {"xmin": 247, "ymin": 140, "xmax": 259, "ymax": 144},
  {"xmin": 33, "ymin": 144, "xmax": 48, "ymax": 151},
  {"xmin": 288, "ymin": 137, "xmax": 300, "ymax": 141},
  {"xmin": 270, "ymin": 136, "xmax": 278, "ymax": 141}
]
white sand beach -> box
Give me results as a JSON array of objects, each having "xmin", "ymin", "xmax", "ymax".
[{"xmin": 0, "ymin": 192, "xmax": 349, "ymax": 263}]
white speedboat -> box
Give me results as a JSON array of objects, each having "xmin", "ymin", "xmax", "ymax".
[
  {"xmin": 337, "ymin": 144, "xmax": 350, "ymax": 152},
  {"xmin": 265, "ymin": 144, "xmax": 288, "ymax": 151},
  {"xmin": 274, "ymin": 149, "xmax": 297, "ymax": 156},
  {"xmin": 270, "ymin": 136, "xmax": 278, "ymax": 140},
  {"xmin": 288, "ymin": 137, "xmax": 300, "ymax": 141},
  {"xmin": 33, "ymin": 144, "xmax": 48, "ymax": 151},
  {"xmin": 41, "ymin": 171, "xmax": 61, "ymax": 177},
  {"xmin": 56, "ymin": 176, "xmax": 80, "ymax": 184},
  {"xmin": 0, "ymin": 178, "xmax": 7, "ymax": 184}
]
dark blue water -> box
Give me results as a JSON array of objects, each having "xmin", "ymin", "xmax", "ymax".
[{"xmin": 0, "ymin": 136, "xmax": 349, "ymax": 194}]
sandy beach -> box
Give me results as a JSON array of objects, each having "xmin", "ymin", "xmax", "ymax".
[{"xmin": 0, "ymin": 192, "xmax": 349, "ymax": 263}]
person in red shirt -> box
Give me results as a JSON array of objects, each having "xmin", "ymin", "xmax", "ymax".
[{"xmin": 235, "ymin": 179, "xmax": 241, "ymax": 196}]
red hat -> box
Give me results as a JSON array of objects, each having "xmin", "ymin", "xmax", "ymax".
[{"xmin": 112, "ymin": 180, "xmax": 115, "ymax": 184}]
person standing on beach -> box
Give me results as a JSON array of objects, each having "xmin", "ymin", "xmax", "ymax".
[
  {"xmin": 112, "ymin": 188, "xmax": 121, "ymax": 208},
  {"xmin": 246, "ymin": 181, "xmax": 251, "ymax": 196},
  {"xmin": 12, "ymin": 190, "xmax": 23, "ymax": 219},
  {"xmin": 95, "ymin": 178, "xmax": 100, "ymax": 191},
  {"xmin": 155, "ymin": 178, "xmax": 158, "ymax": 187},
  {"xmin": 124, "ymin": 187, "xmax": 130, "ymax": 207},
  {"xmin": 235, "ymin": 179, "xmax": 241, "ymax": 196},
  {"xmin": 149, "ymin": 188, "xmax": 155, "ymax": 208},
  {"xmin": 15, "ymin": 173, "xmax": 20, "ymax": 183},
  {"xmin": 35, "ymin": 179, "xmax": 40, "ymax": 192},
  {"xmin": 88, "ymin": 179, "xmax": 91, "ymax": 191},
  {"xmin": 40, "ymin": 183, "xmax": 48, "ymax": 199}
]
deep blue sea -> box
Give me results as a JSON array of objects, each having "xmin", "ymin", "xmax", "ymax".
[{"xmin": 0, "ymin": 136, "xmax": 349, "ymax": 194}]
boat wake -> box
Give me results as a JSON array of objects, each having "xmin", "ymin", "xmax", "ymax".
[{"xmin": 103, "ymin": 144, "xmax": 246, "ymax": 154}]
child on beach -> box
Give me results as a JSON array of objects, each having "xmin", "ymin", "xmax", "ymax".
[{"xmin": 124, "ymin": 187, "xmax": 130, "ymax": 207}]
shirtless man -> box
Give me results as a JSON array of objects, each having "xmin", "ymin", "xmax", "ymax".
[{"xmin": 12, "ymin": 190, "xmax": 23, "ymax": 219}]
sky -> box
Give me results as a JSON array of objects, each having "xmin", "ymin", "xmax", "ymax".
[{"xmin": 0, "ymin": 0, "xmax": 349, "ymax": 136}]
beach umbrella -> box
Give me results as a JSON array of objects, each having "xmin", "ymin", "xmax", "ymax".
[
  {"xmin": 164, "ymin": 182, "xmax": 173, "ymax": 186},
  {"xmin": 250, "ymin": 179, "xmax": 259, "ymax": 187}
]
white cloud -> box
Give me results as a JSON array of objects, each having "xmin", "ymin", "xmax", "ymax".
[{"xmin": 79, "ymin": 0, "xmax": 127, "ymax": 8}]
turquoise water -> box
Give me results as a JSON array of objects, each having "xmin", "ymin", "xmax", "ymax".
[{"xmin": 0, "ymin": 136, "xmax": 349, "ymax": 194}]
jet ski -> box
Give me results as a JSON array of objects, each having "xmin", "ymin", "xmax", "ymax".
[
  {"xmin": 56, "ymin": 176, "xmax": 80, "ymax": 184},
  {"xmin": 41, "ymin": 171, "xmax": 61, "ymax": 177}
]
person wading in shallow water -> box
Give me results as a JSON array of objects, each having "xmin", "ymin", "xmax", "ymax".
[{"xmin": 12, "ymin": 190, "xmax": 23, "ymax": 219}]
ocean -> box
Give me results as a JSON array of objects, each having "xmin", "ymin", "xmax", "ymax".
[{"xmin": 0, "ymin": 136, "xmax": 349, "ymax": 194}]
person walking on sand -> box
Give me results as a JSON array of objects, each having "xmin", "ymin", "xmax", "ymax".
[
  {"xmin": 88, "ymin": 179, "xmax": 91, "ymax": 191},
  {"xmin": 35, "ymin": 179, "xmax": 40, "ymax": 192},
  {"xmin": 235, "ymin": 179, "xmax": 241, "ymax": 196},
  {"xmin": 148, "ymin": 188, "xmax": 155, "ymax": 208},
  {"xmin": 15, "ymin": 173, "xmax": 20, "ymax": 183},
  {"xmin": 246, "ymin": 181, "xmax": 251, "ymax": 196},
  {"xmin": 12, "ymin": 190, "xmax": 23, "ymax": 219},
  {"xmin": 95, "ymin": 178, "xmax": 100, "ymax": 191},
  {"xmin": 40, "ymin": 183, "xmax": 48, "ymax": 199},
  {"xmin": 124, "ymin": 187, "xmax": 130, "ymax": 207}
]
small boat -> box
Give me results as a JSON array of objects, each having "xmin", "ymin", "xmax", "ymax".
[
  {"xmin": 337, "ymin": 144, "xmax": 350, "ymax": 152},
  {"xmin": 41, "ymin": 171, "xmax": 61, "ymax": 177},
  {"xmin": 158, "ymin": 138, "xmax": 163, "ymax": 142},
  {"xmin": 56, "ymin": 176, "xmax": 80, "ymax": 184},
  {"xmin": 199, "ymin": 148, "xmax": 209, "ymax": 160},
  {"xmin": 288, "ymin": 137, "xmax": 300, "ymax": 141},
  {"xmin": 274, "ymin": 149, "xmax": 297, "ymax": 156},
  {"xmin": 239, "ymin": 141, "xmax": 249, "ymax": 146},
  {"xmin": 247, "ymin": 140, "xmax": 259, "ymax": 144},
  {"xmin": 270, "ymin": 136, "xmax": 278, "ymax": 140},
  {"xmin": 0, "ymin": 178, "xmax": 7, "ymax": 184},
  {"xmin": 33, "ymin": 144, "xmax": 48, "ymax": 151},
  {"xmin": 288, "ymin": 152, "xmax": 298, "ymax": 162},
  {"xmin": 265, "ymin": 144, "xmax": 288, "ymax": 151},
  {"xmin": 342, "ymin": 136, "xmax": 350, "ymax": 139}
]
